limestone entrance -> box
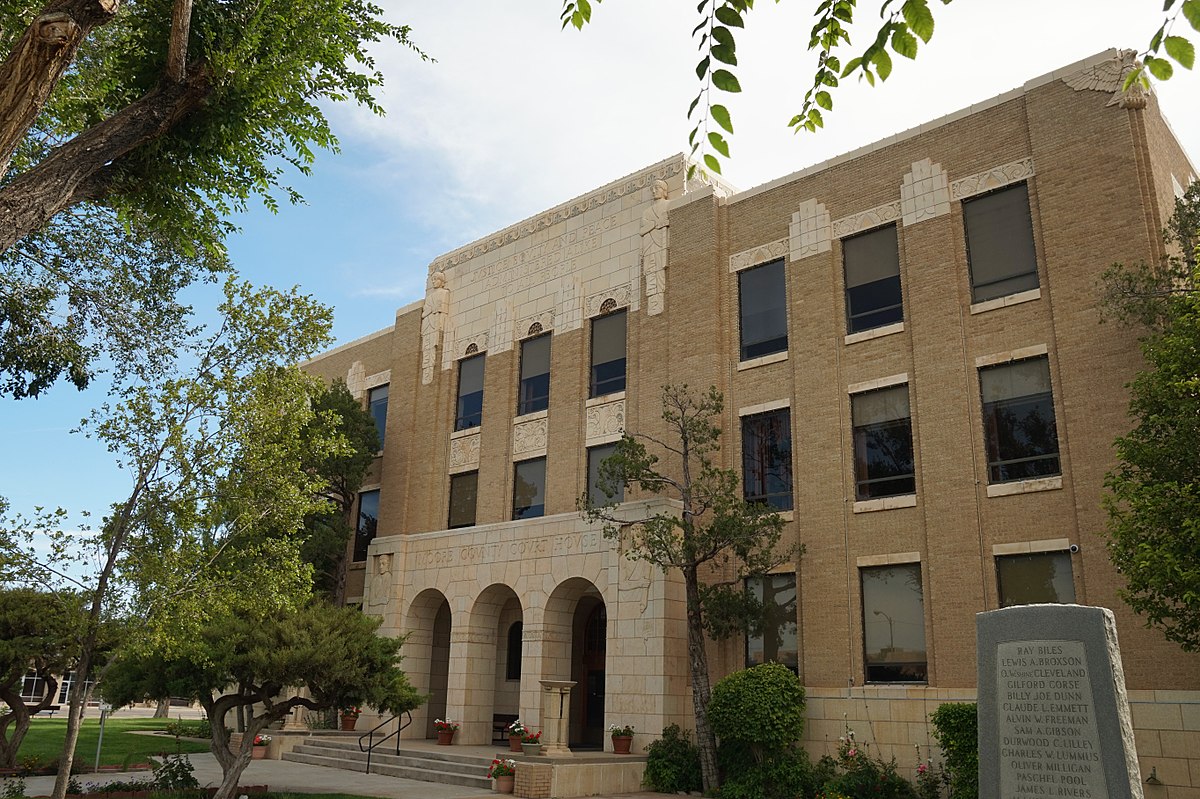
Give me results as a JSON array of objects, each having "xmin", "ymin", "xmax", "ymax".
[
  {"xmin": 576, "ymin": 602, "xmax": 606, "ymax": 749},
  {"xmin": 403, "ymin": 588, "xmax": 451, "ymax": 738}
]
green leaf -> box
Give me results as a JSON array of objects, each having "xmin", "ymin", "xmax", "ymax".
[
  {"xmin": 696, "ymin": 56, "xmax": 711, "ymax": 80},
  {"xmin": 711, "ymin": 104, "xmax": 734, "ymax": 133},
  {"xmin": 708, "ymin": 131, "xmax": 730, "ymax": 157},
  {"xmin": 712, "ymin": 25, "xmax": 735, "ymax": 46},
  {"xmin": 697, "ymin": 0, "xmax": 708, "ymax": 11},
  {"xmin": 808, "ymin": 108, "xmax": 824, "ymax": 128},
  {"xmin": 712, "ymin": 44, "xmax": 738, "ymax": 65},
  {"xmin": 687, "ymin": 163, "xmax": 697, "ymax": 182},
  {"xmin": 901, "ymin": 0, "xmax": 935, "ymax": 42},
  {"xmin": 715, "ymin": 7, "xmax": 745, "ymax": 27},
  {"xmin": 1146, "ymin": 55, "xmax": 1174, "ymax": 80},
  {"xmin": 841, "ymin": 56, "xmax": 863, "ymax": 76},
  {"xmin": 704, "ymin": 154, "xmax": 723, "ymax": 174},
  {"xmin": 688, "ymin": 93, "xmax": 703, "ymax": 118},
  {"xmin": 891, "ymin": 27, "xmax": 918, "ymax": 59},
  {"xmin": 815, "ymin": 91, "xmax": 833, "ymax": 110},
  {"xmin": 863, "ymin": 68, "xmax": 876, "ymax": 87},
  {"xmin": 1183, "ymin": 0, "xmax": 1200, "ymax": 31},
  {"xmin": 1164, "ymin": 36, "xmax": 1195, "ymax": 69},
  {"xmin": 1122, "ymin": 66, "xmax": 1145, "ymax": 91},
  {"xmin": 1150, "ymin": 24, "xmax": 1166, "ymax": 52},
  {"xmin": 712, "ymin": 69, "xmax": 742, "ymax": 92},
  {"xmin": 872, "ymin": 47, "xmax": 893, "ymax": 80}
]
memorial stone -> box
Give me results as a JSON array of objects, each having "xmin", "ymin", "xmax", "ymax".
[{"xmin": 977, "ymin": 604, "xmax": 1142, "ymax": 799}]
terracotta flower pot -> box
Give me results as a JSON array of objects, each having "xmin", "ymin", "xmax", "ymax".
[
  {"xmin": 437, "ymin": 730, "xmax": 455, "ymax": 745},
  {"xmin": 494, "ymin": 774, "xmax": 515, "ymax": 794},
  {"xmin": 612, "ymin": 735, "xmax": 633, "ymax": 754},
  {"xmin": 521, "ymin": 741, "xmax": 542, "ymax": 756},
  {"xmin": 508, "ymin": 734, "xmax": 523, "ymax": 752},
  {"xmin": 251, "ymin": 746, "xmax": 267, "ymax": 760},
  {"xmin": 340, "ymin": 715, "xmax": 358, "ymax": 731}
]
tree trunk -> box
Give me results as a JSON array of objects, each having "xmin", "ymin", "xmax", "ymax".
[
  {"xmin": 153, "ymin": 697, "xmax": 170, "ymax": 718},
  {"xmin": 684, "ymin": 565, "xmax": 720, "ymax": 793},
  {"xmin": 0, "ymin": 0, "xmax": 118, "ymax": 179},
  {"xmin": 0, "ymin": 66, "xmax": 210, "ymax": 255},
  {"xmin": 206, "ymin": 701, "xmax": 264, "ymax": 799},
  {"xmin": 0, "ymin": 676, "xmax": 58, "ymax": 768}
]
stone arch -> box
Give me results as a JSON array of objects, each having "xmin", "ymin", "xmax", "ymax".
[
  {"xmin": 457, "ymin": 583, "xmax": 523, "ymax": 744},
  {"xmin": 544, "ymin": 577, "xmax": 608, "ymax": 748},
  {"xmin": 403, "ymin": 588, "xmax": 452, "ymax": 738}
]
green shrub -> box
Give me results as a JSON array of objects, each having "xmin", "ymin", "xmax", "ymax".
[
  {"xmin": 642, "ymin": 724, "xmax": 702, "ymax": 794},
  {"xmin": 152, "ymin": 754, "xmax": 199, "ymax": 791},
  {"xmin": 718, "ymin": 746, "xmax": 821, "ymax": 799},
  {"xmin": 929, "ymin": 703, "xmax": 977, "ymax": 799},
  {"xmin": 163, "ymin": 719, "xmax": 213, "ymax": 739}
]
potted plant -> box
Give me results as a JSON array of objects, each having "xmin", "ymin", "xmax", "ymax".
[
  {"xmin": 340, "ymin": 706, "xmax": 361, "ymax": 731},
  {"xmin": 251, "ymin": 734, "xmax": 271, "ymax": 760},
  {"xmin": 434, "ymin": 718, "xmax": 460, "ymax": 745},
  {"xmin": 520, "ymin": 729, "xmax": 542, "ymax": 756},
  {"xmin": 487, "ymin": 758, "xmax": 517, "ymax": 794},
  {"xmin": 506, "ymin": 719, "xmax": 527, "ymax": 752},
  {"xmin": 609, "ymin": 723, "xmax": 635, "ymax": 754}
]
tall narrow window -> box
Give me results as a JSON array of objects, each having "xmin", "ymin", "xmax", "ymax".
[
  {"xmin": 455, "ymin": 355, "xmax": 485, "ymax": 431},
  {"xmin": 448, "ymin": 471, "xmax": 478, "ymax": 529},
  {"xmin": 518, "ymin": 335, "xmax": 551, "ymax": 415},
  {"xmin": 354, "ymin": 489, "xmax": 379, "ymax": 562},
  {"xmin": 738, "ymin": 260, "xmax": 788, "ymax": 361},
  {"xmin": 746, "ymin": 573, "xmax": 798, "ymax": 672},
  {"xmin": 844, "ymin": 224, "xmax": 903, "ymax": 333},
  {"xmin": 742, "ymin": 408, "xmax": 793, "ymax": 510},
  {"xmin": 997, "ymin": 552, "xmax": 1075, "ymax": 607},
  {"xmin": 512, "ymin": 458, "xmax": 546, "ymax": 520},
  {"xmin": 851, "ymin": 384, "xmax": 915, "ymax": 499},
  {"xmin": 590, "ymin": 310, "xmax": 627, "ymax": 397},
  {"xmin": 861, "ymin": 563, "xmax": 927, "ymax": 683},
  {"xmin": 963, "ymin": 182, "xmax": 1039, "ymax": 303},
  {"xmin": 587, "ymin": 443, "xmax": 624, "ymax": 506},
  {"xmin": 368, "ymin": 385, "xmax": 389, "ymax": 448},
  {"xmin": 979, "ymin": 356, "xmax": 1060, "ymax": 483},
  {"xmin": 506, "ymin": 622, "xmax": 523, "ymax": 681}
]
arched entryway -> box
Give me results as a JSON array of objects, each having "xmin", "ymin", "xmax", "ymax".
[
  {"xmin": 545, "ymin": 577, "xmax": 607, "ymax": 750},
  {"xmin": 403, "ymin": 588, "xmax": 452, "ymax": 738},
  {"xmin": 455, "ymin": 583, "xmax": 523, "ymax": 744}
]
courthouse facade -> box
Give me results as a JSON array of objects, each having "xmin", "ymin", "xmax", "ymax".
[{"xmin": 303, "ymin": 50, "xmax": 1200, "ymax": 792}]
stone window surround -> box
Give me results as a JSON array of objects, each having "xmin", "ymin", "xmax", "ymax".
[
  {"xmin": 970, "ymin": 287, "xmax": 1041, "ymax": 316},
  {"xmin": 737, "ymin": 401, "xmax": 795, "ymax": 513},
  {"xmin": 992, "ymin": 538, "xmax": 1072, "ymax": 557},
  {"xmin": 856, "ymin": 551, "xmax": 921, "ymax": 568},
  {"xmin": 845, "ymin": 321, "xmax": 905, "ymax": 346},
  {"xmin": 847, "ymin": 373, "xmax": 916, "ymax": 512},
  {"xmin": 584, "ymin": 392, "xmax": 626, "ymax": 447}
]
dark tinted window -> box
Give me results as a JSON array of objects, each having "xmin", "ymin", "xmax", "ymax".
[
  {"xmin": 861, "ymin": 563, "xmax": 927, "ymax": 683},
  {"xmin": 980, "ymin": 356, "xmax": 1060, "ymax": 483},
  {"xmin": 354, "ymin": 489, "xmax": 380, "ymax": 562},
  {"xmin": 852, "ymin": 385, "xmax": 915, "ymax": 499},
  {"xmin": 448, "ymin": 471, "xmax": 478, "ymax": 529},
  {"xmin": 997, "ymin": 552, "xmax": 1075, "ymax": 607},
  {"xmin": 506, "ymin": 622, "xmax": 523, "ymax": 681},
  {"xmin": 587, "ymin": 443, "xmax": 623, "ymax": 506},
  {"xmin": 964, "ymin": 183, "xmax": 1039, "ymax": 303},
  {"xmin": 844, "ymin": 225, "xmax": 903, "ymax": 333},
  {"xmin": 590, "ymin": 311, "xmax": 627, "ymax": 397},
  {"xmin": 519, "ymin": 335, "xmax": 551, "ymax": 415},
  {"xmin": 455, "ymin": 355, "xmax": 485, "ymax": 431},
  {"xmin": 746, "ymin": 573, "xmax": 798, "ymax": 672},
  {"xmin": 368, "ymin": 385, "xmax": 388, "ymax": 448},
  {"xmin": 742, "ymin": 409, "xmax": 793, "ymax": 510},
  {"xmin": 738, "ymin": 260, "xmax": 788, "ymax": 361},
  {"xmin": 513, "ymin": 458, "xmax": 546, "ymax": 519}
]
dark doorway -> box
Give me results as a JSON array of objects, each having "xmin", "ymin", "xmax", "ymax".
[{"xmin": 571, "ymin": 600, "xmax": 606, "ymax": 748}]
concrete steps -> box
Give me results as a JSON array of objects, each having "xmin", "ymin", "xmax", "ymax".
[{"xmin": 281, "ymin": 737, "xmax": 497, "ymax": 790}]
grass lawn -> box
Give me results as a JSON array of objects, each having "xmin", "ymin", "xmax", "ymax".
[{"xmin": 16, "ymin": 718, "xmax": 209, "ymax": 770}]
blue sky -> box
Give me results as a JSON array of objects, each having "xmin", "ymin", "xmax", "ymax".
[{"xmin": 2, "ymin": 1, "xmax": 1198, "ymax": 527}]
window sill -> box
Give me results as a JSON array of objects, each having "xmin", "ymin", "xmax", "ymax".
[
  {"xmin": 986, "ymin": 475, "xmax": 1062, "ymax": 498},
  {"xmin": 736, "ymin": 351, "xmax": 788, "ymax": 371},
  {"xmin": 845, "ymin": 321, "xmax": 905, "ymax": 345},
  {"xmin": 992, "ymin": 537, "xmax": 1071, "ymax": 556},
  {"xmin": 586, "ymin": 391, "xmax": 626, "ymax": 407},
  {"xmin": 514, "ymin": 409, "xmax": 549, "ymax": 424},
  {"xmin": 450, "ymin": 427, "xmax": 480, "ymax": 440},
  {"xmin": 853, "ymin": 494, "xmax": 917, "ymax": 514},
  {"xmin": 969, "ymin": 287, "xmax": 1041, "ymax": 315}
]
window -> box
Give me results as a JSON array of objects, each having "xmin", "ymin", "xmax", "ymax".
[
  {"xmin": 368, "ymin": 385, "xmax": 389, "ymax": 448},
  {"xmin": 590, "ymin": 310, "xmax": 627, "ymax": 397},
  {"xmin": 354, "ymin": 489, "xmax": 379, "ymax": 562},
  {"xmin": 997, "ymin": 552, "xmax": 1075, "ymax": 607},
  {"xmin": 455, "ymin": 355, "xmax": 485, "ymax": 431},
  {"xmin": 506, "ymin": 622, "xmax": 523, "ymax": 681},
  {"xmin": 979, "ymin": 356, "xmax": 1060, "ymax": 483},
  {"xmin": 844, "ymin": 224, "xmax": 903, "ymax": 333},
  {"xmin": 742, "ymin": 409, "xmax": 793, "ymax": 510},
  {"xmin": 21, "ymin": 671, "xmax": 46, "ymax": 702},
  {"xmin": 963, "ymin": 182, "xmax": 1039, "ymax": 303},
  {"xmin": 518, "ymin": 335, "xmax": 551, "ymax": 415},
  {"xmin": 448, "ymin": 471, "xmax": 478, "ymax": 529},
  {"xmin": 861, "ymin": 563, "xmax": 927, "ymax": 683},
  {"xmin": 851, "ymin": 385, "xmax": 915, "ymax": 500},
  {"xmin": 587, "ymin": 443, "xmax": 624, "ymax": 506},
  {"xmin": 512, "ymin": 458, "xmax": 546, "ymax": 520},
  {"xmin": 746, "ymin": 573, "xmax": 798, "ymax": 672},
  {"xmin": 738, "ymin": 260, "xmax": 788, "ymax": 361}
]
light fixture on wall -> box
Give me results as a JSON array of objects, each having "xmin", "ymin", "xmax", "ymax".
[{"xmin": 1146, "ymin": 766, "xmax": 1163, "ymax": 786}]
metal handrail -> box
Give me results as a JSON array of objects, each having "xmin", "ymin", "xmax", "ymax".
[{"xmin": 357, "ymin": 711, "xmax": 412, "ymax": 774}]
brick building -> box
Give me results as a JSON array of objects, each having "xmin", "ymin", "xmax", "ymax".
[{"xmin": 302, "ymin": 50, "xmax": 1199, "ymax": 794}]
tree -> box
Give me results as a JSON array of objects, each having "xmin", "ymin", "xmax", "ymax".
[
  {"xmin": 103, "ymin": 602, "xmax": 422, "ymax": 799},
  {"xmin": 0, "ymin": 278, "xmax": 348, "ymax": 799},
  {"xmin": 582, "ymin": 384, "xmax": 798, "ymax": 793},
  {"xmin": 1103, "ymin": 182, "xmax": 1200, "ymax": 652},
  {"xmin": 0, "ymin": 588, "xmax": 83, "ymax": 768},
  {"xmin": 0, "ymin": 0, "xmax": 426, "ymax": 396},
  {"xmin": 561, "ymin": 0, "xmax": 1200, "ymax": 178}
]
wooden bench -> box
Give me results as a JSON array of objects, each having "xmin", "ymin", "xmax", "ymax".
[
  {"xmin": 492, "ymin": 713, "xmax": 518, "ymax": 744},
  {"xmin": 28, "ymin": 704, "xmax": 62, "ymax": 718}
]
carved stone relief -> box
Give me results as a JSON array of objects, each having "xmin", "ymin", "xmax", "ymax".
[
  {"xmin": 832, "ymin": 200, "xmax": 902, "ymax": 239},
  {"xmin": 449, "ymin": 432, "xmax": 481, "ymax": 473},
  {"xmin": 729, "ymin": 238, "xmax": 788, "ymax": 273},
  {"xmin": 585, "ymin": 284, "xmax": 633, "ymax": 318},
  {"xmin": 901, "ymin": 159, "xmax": 950, "ymax": 226},
  {"xmin": 950, "ymin": 158, "xmax": 1036, "ymax": 201},
  {"xmin": 513, "ymin": 417, "xmax": 549, "ymax": 457},
  {"xmin": 640, "ymin": 179, "xmax": 671, "ymax": 315},
  {"xmin": 585, "ymin": 398, "xmax": 626, "ymax": 444},
  {"xmin": 420, "ymin": 268, "xmax": 449, "ymax": 386},
  {"xmin": 516, "ymin": 311, "xmax": 554, "ymax": 343},
  {"xmin": 789, "ymin": 198, "xmax": 831, "ymax": 260},
  {"xmin": 1061, "ymin": 49, "xmax": 1148, "ymax": 109},
  {"xmin": 456, "ymin": 331, "xmax": 488, "ymax": 359},
  {"xmin": 346, "ymin": 360, "xmax": 365, "ymax": 399}
]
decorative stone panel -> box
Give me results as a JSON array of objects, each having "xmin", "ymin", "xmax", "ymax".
[
  {"xmin": 346, "ymin": 360, "xmax": 365, "ymax": 399},
  {"xmin": 454, "ymin": 332, "xmax": 488, "ymax": 359},
  {"xmin": 789, "ymin": 198, "xmax": 831, "ymax": 260},
  {"xmin": 950, "ymin": 158, "xmax": 1035, "ymax": 201},
  {"xmin": 448, "ymin": 431, "xmax": 480, "ymax": 473},
  {"xmin": 585, "ymin": 284, "xmax": 633, "ymax": 318},
  {"xmin": 517, "ymin": 311, "xmax": 555, "ymax": 342},
  {"xmin": 729, "ymin": 238, "xmax": 788, "ymax": 273},
  {"xmin": 513, "ymin": 415, "xmax": 549, "ymax": 457},
  {"xmin": 585, "ymin": 397, "xmax": 625, "ymax": 445},
  {"xmin": 900, "ymin": 159, "xmax": 950, "ymax": 226},
  {"xmin": 832, "ymin": 200, "xmax": 902, "ymax": 239}
]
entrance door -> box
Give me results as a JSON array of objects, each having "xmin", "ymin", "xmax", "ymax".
[{"xmin": 578, "ymin": 604, "xmax": 606, "ymax": 747}]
